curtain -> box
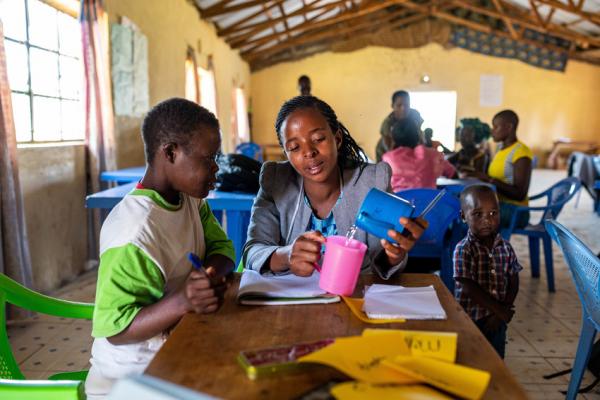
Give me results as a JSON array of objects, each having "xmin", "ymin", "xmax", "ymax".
[
  {"xmin": 199, "ymin": 55, "xmax": 218, "ymax": 117},
  {"xmin": 185, "ymin": 46, "xmax": 200, "ymax": 104},
  {"xmin": 80, "ymin": 0, "xmax": 116, "ymax": 260},
  {"xmin": 231, "ymin": 87, "xmax": 250, "ymax": 150},
  {"xmin": 0, "ymin": 21, "xmax": 33, "ymax": 318}
]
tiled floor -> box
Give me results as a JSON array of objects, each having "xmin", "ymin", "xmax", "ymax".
[{"xmin": 7, "ymin": 169, "xmax": 600, "ymax": 399}]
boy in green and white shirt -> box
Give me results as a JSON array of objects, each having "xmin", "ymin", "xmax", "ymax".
[{"xmin": 86, "ymin": 99, "xmax": 235, "ymax": 399}]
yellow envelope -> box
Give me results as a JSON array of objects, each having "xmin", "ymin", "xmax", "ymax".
[
  {"xmin": 383, "ymin": 356, "xmax": 491, "ymax": 400},
  {"xmin": 362, "ymin": 329, "xmax": 458, "ymax": 363},
  {"xmin": 298, "ymin": 334, "xmax": 418, "ymax": 384},
  {"xmin": 331, "ymin": 382, "xmax": 453, "ymax": 400},
  {"xmin": 342, "ymin": 296, "xmax": 406, "ymax": 324}
]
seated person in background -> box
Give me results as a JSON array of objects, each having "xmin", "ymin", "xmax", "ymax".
[
  {"xmin": 454, "ymin": 184, "xmax": 521, "ymax": 358},
  {"xmin": 375, "ymin": 90, "xmax": 423, "ymax": 161},
  {"xmin": 465, "ymin": 110, "xmax": 532, "ymax": 230},
  {"xmin": 422, "ymin": 127, "xmax": 452, "ymax": 154},
  {"xmin": 382, "ymin": 118, "xmax": 456, "ymax": 192},
  {"xmin": 447, "ymin": 118, "xmax": 491, "ymax": 174}
]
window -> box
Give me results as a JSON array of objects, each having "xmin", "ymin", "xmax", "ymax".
[
  {"xmin": 183, "ymin": 51, "xmax": 217, "ymax": 117},
  {"xmin": 409, "ymin": 91, "xmax": 457, "ymax": 151},
  {"xmin": 1, "ymin": 0, "xmax": 84, "ymax": 143}
]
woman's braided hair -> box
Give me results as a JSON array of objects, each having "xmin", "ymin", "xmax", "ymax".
[
  {"xmin": 274, "ymin": 96, "xmax": 368, "ymax": 173},
  {"xmin": 455, "ymin": 118, "xmax": 491, "ymax": 144}
]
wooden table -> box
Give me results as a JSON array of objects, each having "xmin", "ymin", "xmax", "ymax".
[{"xmin": 145, "ymin": 273, "xmax": 526, "ymax": 399}]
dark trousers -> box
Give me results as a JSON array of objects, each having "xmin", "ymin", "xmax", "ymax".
[{"xmin": 475, "ymin": 316, "xmax": 507, "ymax": 359}]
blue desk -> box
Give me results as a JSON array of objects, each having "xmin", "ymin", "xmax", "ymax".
[
  {"xmin": 100, "ymin": 167, "xmax": 145, "ymax": 184},
  {"xmin": 86, "ymin": 182, "xmax": 255, "ymax": 265}
]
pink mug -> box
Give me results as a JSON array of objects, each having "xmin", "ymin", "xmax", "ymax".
[{"xmin": 314, "ymin": 235, "xmax": 367, "ymax": 296}]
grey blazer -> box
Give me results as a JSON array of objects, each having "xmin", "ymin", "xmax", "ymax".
[{"xmin": 242, "ymin": 161, "xmax": 407, "ymax": 278}]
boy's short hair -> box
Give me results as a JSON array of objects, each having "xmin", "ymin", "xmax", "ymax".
[
  {"xmin": 493, "ymin": 109, "xmax": 519, "ymax": 131},
  {"xmin": 391, "ymin": 117, "xmax": 420, "ymax": 149},
  {"xmin": 460, "ymin": 184, "xmax": 498, "ymax": 212},
  {"xmin": 142, "ymin": 98, "xmax": 219, "ymax": 165}
]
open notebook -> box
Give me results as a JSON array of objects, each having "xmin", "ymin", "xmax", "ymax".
[
  {"xmin": 363, "ymin": 284, "xmax": 447, "ymax": 320},
  {"xmin": 237, "ymin": 270, "xmax": 340, "ymax": 305}
]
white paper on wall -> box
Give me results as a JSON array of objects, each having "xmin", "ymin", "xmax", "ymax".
[
  {"xmin": 479, "ymin": 74, "xmax": 503, "ymax": 107},
  {"xmin": 111, "ymin": 23, "xmax": 149, "ymax": 117}
]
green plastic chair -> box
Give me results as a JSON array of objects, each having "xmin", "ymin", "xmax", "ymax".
[{"xmin": 0, "ymin": 273, "xmax": 94, "ymax": 400}]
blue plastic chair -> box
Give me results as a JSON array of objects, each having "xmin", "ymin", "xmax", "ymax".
[
  {"xmin": 396, "ymin": 189, "xmax": 462, "ymax": 291},
  {"xmin": 545, "ymin": 220, "xmax": 600, "ymax": 400},
  {"xmin": 502, "ymin": 177, "xmax": 581, "ymax": 292},
  {"xmin": 595, "ymin": 180, "xmax": 600, "ymax": 215},
  {"xmin": 235, "ymin": 142, "xmax": 263, "ymax": 162}
]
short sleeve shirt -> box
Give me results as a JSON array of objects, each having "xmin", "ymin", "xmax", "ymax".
[
  {"xmin": 453, "ymin": 230, "xmax": 523, "ymax": 321},
  {"xmin": 487, "ymin": 141, "xmax": 533, "ymax": 206},
  {"xmin": 93, "ymin": 188, "xmax": 234, "ymax": 338}
]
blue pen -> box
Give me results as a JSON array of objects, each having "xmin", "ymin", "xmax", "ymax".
[{"xmin": 187, "ymin": 252, "xmax": 208, "ymax": 276}]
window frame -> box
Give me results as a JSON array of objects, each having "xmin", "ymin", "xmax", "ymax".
[{"xmin": 5, "ymin": 0, "xmax": 84, "ymax": 145}]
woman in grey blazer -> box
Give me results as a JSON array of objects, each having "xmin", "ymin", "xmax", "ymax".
[{"xmin": 242, "ymin": 96, "xmax": 426, "ymax": 279}]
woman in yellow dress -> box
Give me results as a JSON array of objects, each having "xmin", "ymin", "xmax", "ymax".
[{"xmin": 467, "ymin": 110, "xmax": 533, "ymax": 229}]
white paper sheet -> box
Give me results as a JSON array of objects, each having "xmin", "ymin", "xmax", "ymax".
[{"xmin": 363, "ymin": 284, "xmax": 446, "ymax": 320}]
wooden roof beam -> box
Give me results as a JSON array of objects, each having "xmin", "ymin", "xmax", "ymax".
[
  {"xmin": 491, "ymin": 0, "xmax": 519, "ymax": 38},
  {"xmin": 233, "ymin": 0, "xmax": 397, "ymax": 50},
  {"xmin": 529, "ymin": 0, "xmax": 548, "ymax": 29},
  {"xmin": 533, "ymin": 0, "xmax": 600, "ymax": 26},
  {"xmin": 245, "ymin": 8, "xmax": 416, "ymax": 62},
  {"xmin": 253, "ymin": 13, "xmax": 430, "ymax": 68},
  {"xmin": 241, "ymin": 5, "xmax": 382, "ymax": 56},
  {"xmin": 229, "ymin": 3, "xmax": 337, "ymax": 48},
  {"xmin": 201, "ymin": 0, "xmax": 267, "ymax": 18},
  {"xmin": 394, "ymin": 0, "xmax": 586, "ymax": 53},
  {"xmin": 241, "ymin": 10, "xmax": 406, "ymax": 60},
  {"xmin": 224, "ymin": 0, "xmax": 339, "ymax": 42},
  {"xmin": 245, "ymin": 3, "xmax": 447, "ymax": 62},
  {"xmin": 200, "ymin": 1, "xmax": 235, "ymax": 18},
  {"xmin": 545, "ymin": 6, "xmax": 556, "ymax": 26},
  {"xmin": 451, "ymin": 0, "xmax": 599, "ymax": 48},
  {"xmin": 217, "ymin": 0, "xmax": 285, "ymax": 36}
]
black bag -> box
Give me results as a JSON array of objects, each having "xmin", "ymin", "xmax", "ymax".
[
  {"xmin": 544, "ymin": 339, "xmax": 600, "ymax": 394},
  {"xmin": 215, "ymin": 153, "xmax": 261, "ymax": 194}
]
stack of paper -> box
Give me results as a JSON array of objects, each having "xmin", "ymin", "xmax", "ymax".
[
  {"xmin": 237, "ymin": 270, "xmax": 340, "ymax": 305},
  {"xmin": 363, "ymin": 284, "xmax": 446, "ymax": 320},
  {"xmin": 299, "ymin": 330, "xmax": 491, "ymax": 400}
]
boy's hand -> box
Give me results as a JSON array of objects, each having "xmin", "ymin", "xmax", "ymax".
[
  {"xmin": 382, "ymin": 217, "xmax": 428, "ymax": 265},
  {"xmin": 496, "ymin": 303, "xmax": 515, "ymax": 324},
  {"xmin": 204, "ymin": 266, "xmax": 230, "ymax": 304},
  {"xmin": 288, "ymin": 231, "xmax": 326, "ymax": 277},
  {"xmin": 180, "ymin": 271, "xmax": 221, "ymax": 314}
]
